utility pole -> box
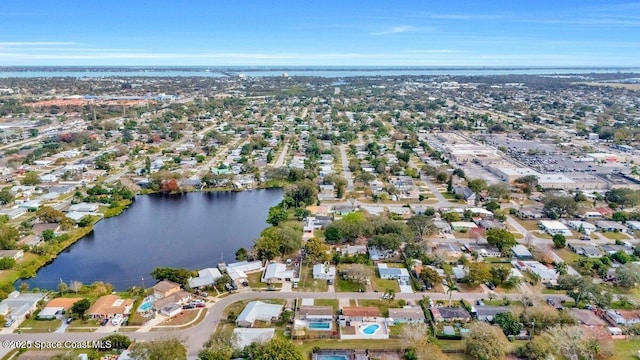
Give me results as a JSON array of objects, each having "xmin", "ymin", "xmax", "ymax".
[
  {"xmin": 59, "ymin": 278, "xmax": 64, "ymax": 296},
  {"xmin": 141, "ymin": 276, "xmax": 146, "ymax": 291}
]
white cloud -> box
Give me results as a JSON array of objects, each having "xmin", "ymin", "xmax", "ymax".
[{"xmin": 370, "ymin": 25, "xmax": 428, "ymax": 36}]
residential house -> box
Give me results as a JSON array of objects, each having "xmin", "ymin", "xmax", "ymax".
[
  {"xmin": 453, "ymin": 186, "xmax": 478, "ymax": 205},
  {"xmin": 369, "ymin": 247, "xmax": 393, "ymax": 261},
  {"xmin": 261, "ymin": 262, "xmax": 294, "ymax": 283},
  {"xmin": 568, "ymin": 243, "xmax": 602, "ymax": 258},
  {"xmin": 569, "ymin": 309, "xmax": 606, "ymax": 326},
  {"xmin": 341, "ymin": 245, "xmax": 368, "ymax": 256},
  {"xmin": 298, "ymin": 306, "xmax": 334, "ymax": 321},
  {"xmin": 223, "ymin": 260, "xmax": 263, "ymax": 283},
  {"xmin": 435, "ymin": 243, "xmax": 463, "ymax": 258},
  {"xmin": 153, "ymin": 290, "xmax": 192, "ymax": 314},
  {"xmin": 377, "ymin": 264, "xmax": 410, "ymax": 281},
  {"xmin": 38, "ymin": 297, "xmax": 84, "ymax": 320},
  {"xmin": 511, "ymin": 245, "xmax": 533, "ymax": 259},
  {"xmin": 516, "ymin": 207, "xmax": 544, "ymax": 220},
  {"xmin": 452, "ymin": 265, "xmax": 467, "ymax": 282},
  {"xmin": 605, "ymin": 309, "xmax": 640, "ymax": 326},
  {"xmin": 32, "ymin": 223, "xmax": 61, "ymax": 237},
  {"xmin": 567, "ymin": 220, "xmax": 597, "ymax": 235},
  {"xmin": 313, "ymin": 263, "xmax": 336, "ymax": 280},
  {"xmin": 477, "ymin": 219, "xmax": 504, "ymax": 230},
  {"xmin": 433, "ymin": 220, "xmax": 452, "ymax": 234},
  {"xmin": 539, "ymin": 220, "xmax": 572, "ymax": 236},
  {"xmin": 601, "ymin": 244, "xmax": 634, "ymax": 256},
  {"xmin": 0, "ymin": 291, "xmax": 45, "ymax": 324},
  {"xmin": 512, "ymin": 261, "xmax": 558, "ymax": 283},
  {"xmin": 236, "ymin": 301, "xmax": 283, "ymax": 328},
  {"xmin": 188, "ymin": 268, "xmax": 223, "ymax": 289},
  {"xmin": 430, "ymin": 307, "xmax": 471, "ymax": 322},
  {"xmin": 0, "ymin": 249, "xmax": 24, "ymax": 260},
  {"xmin": 18, "ymin": 234, "xmax": 41, "ymax": 247},
  {"xmin": 340, "ymin": 306, "xmax": 381, "ymax": 322},
  {"xmin": 472, "ymin": 306, "xmax": 512, "ymax": 321},
  {"xmin": 303, "ymin": 216, "xmax": 333, "ymax": 234},
  {"xmin": 86, "ymin": 295, "xmax": 134, "ymax": 319},
  {"xmin": 68, "ymin": 203, "xmax": 100, "ymax": 213},
  {"xmin": 152, "ymin": 280, "xmax": 182, "ymax": 299},
  {"xmin": 0, "ymin": 207, "xmax": 27, "ymax": 220},
  {"xmin": 626, "ymin": 221, "xmax": 640, "ymax": 234},
  {"xmin": 595, "ymin": 221, "xmax": 627, "ymax": 233},
  {"xmin": 388, "ymin": 307, "xmax": 425, "ymax": 324},
  {"xmin": 450, "ymin": 221, "xmax": 479, "ymax": 232},
  {"xmin": 464, "ymin": 243, "xmax": 502, "ymax": 258}
]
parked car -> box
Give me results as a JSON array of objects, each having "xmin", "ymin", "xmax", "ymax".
[
  {"xmin": 66, "ymin": 317, "xmax": 73, "ymax": 324},
  {"xmin": 195, "ymin": 303, "xmax": 205, "ymax": 308},
  {"xmin": 4, "ymin": 319, "xmax": 16, "ymax": 327},
  {"xmin": 100, "ymin": 318, "xmax": 109, "ymax": 326},
  {"xmin": 182, "ymin": 304, "xmax": 195, "ymax": 309}
]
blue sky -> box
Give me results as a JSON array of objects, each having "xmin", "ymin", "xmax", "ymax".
[{"xmin": 0, "ymin": 0, "xmax": 638, "ymax": 66}]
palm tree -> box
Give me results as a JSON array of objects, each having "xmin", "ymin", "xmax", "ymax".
[{"xmin": 446, "ymin": 280, "xmax": 459, "ymax": 307}]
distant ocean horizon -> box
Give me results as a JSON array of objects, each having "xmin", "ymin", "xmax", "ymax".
[{"xmin": 1, "ymin": 65, "xmax": 639, "ymax": 78}]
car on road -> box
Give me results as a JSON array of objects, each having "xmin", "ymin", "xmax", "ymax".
[{"xmin": 66, "ymin": 317, "xmax": 73, "ymax": 324}]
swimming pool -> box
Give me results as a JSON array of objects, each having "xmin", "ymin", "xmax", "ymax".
[
  {"xmin": 361, "ymin": 323, "xmax": 380, "ymax": 335},
  {"xmin": 308, "ymin": 321, "xmax": 331, "ymax": 330},
  {"xmin": 317, "ymin": 356, "xmax": 348, "ymax": 360},
  {"xmin": 137, "ymin": 301, "xmax": 153, "ymax": 312}
]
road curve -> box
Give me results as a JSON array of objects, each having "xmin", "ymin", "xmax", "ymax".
[{"xmin": 0, "ymin": 290, "xmax": 570, "ymax": 357}]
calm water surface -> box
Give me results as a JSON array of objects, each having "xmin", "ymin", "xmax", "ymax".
[{"xmin": 21, "ymin": 190, "xmax": 283, "ymax": 290}]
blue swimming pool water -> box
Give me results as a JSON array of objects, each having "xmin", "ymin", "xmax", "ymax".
[
  {"xmin": 318, "ymin": 356, "xmax": 348, "ymax": 360},
  {"xmin": 308, "ymin": 322, "xmax": 331, "ymax": 330},
  {"xmin": 138, "ymin": 302, "xmax": 152, "ymax": 312},
  {"xmin": 361, "ymin": 323, "xmax": 380, "ymax": 335}
]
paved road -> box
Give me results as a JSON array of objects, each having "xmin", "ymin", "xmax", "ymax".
[
  {"xmin": 0, "ymin": 290, "xmax": 570, "ymax": 357},
  {"xmin": 273, "ymin": 142, "xmax": 289, "ymax": 167},
  {"xmin": 339, "ymin": 144, "xmax": 355, "ymax": 192}
]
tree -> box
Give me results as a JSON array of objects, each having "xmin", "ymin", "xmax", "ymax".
[
  {"xmin": 0, "ymin": 257, "xmax": 15, "ymax": 270},
  {"xmin": 552, "ymin": 234, "xmax": 566, "ymax": 248},
  {"xmin": 22, "ymin": 171, "xmax": 41, "ymax": 186},
  {"xmin": 605, "ymin": 188, "xmax": 640, "ymax": 209},
  {"xmin": 486, "ymin": 228, "xmax": 517, "ymax": 255},
  {"xmin": 324, "ymin": 226, "xmax": 342, "ymax": 243},
  {"xmin": 557, "ymin": 275, "xmax": 596, "ymax": 304},
  {"xmin": 467, "ymin": 178, "xmax": 487, "ymax": 193},
  {"xmin": 41, "ymin": 229, "xmax": 55, "ymax": 241},
  {"xmin": 490, "ymin": 266, "xmax": 511, "ymax": 286},
  {"xmin": 99, "ymin": 334, "xmax": 131, "ymax": 351},
  {"xmin": 161, "ymin": 178, "xmax": 180, "ymax": 192},
  {"xmin": 487, "ymin": 183, "xmax": 510, "ymax": 200},
  {"xmin": 0, "ymin": 224, "xmax": 20, "ymax": 249},
  {"xmin": 0, "ymin": 190, "xmax": 13, "ymax": 205},
  {"xmin": 78, "ymin": 215, "xmax": 93, "ymax": 227},
  {"xmin": 419, "ymin": 267, "xmax": 441, "ymax": 288},
  {"xmin": 493, "ymin": 312, "xmax": 522, "ymax": 336},
  {"xmin": 333, "ymin": 176, "xmax": 347, "ymax": 198},
  {"xmin": 303, "ymin": 237, "xmax": 328, "ymax": 263},
  {"xmin": 343, "ymin": 264, "xmax": 374, "ymax": 284},
  {"xmin": 369, "ymin": 233, "xmax": 402, "ymax": 251},
  {"xmin": 441, "ymin": 211, "xmax": 461, "ymax": 223},
  {"xmin": 520, "ymin": 336, "xmax": 553, "ymax": 360},
  {"xmin": 69, "ymin": 281, "xmax": 82, "ymax": 294},
  {"xmin": 150, "ymin": 267, "xmax": 197, "ymax": 288},
  {"xmin": 542, "ymin": 194, "xmax": 579, "ymax": 219},
  {"xmin": 465, "ymin": 322, "xmax": 509, "ymax": 360},
  {"xmin": 36, "ymin": 206, "xmax": 67, "ymax": 223},
  {"xmin": 254, "ymin": 235, "xmax": 281, "ymax": 261},
  {"xmin": 265, "ymin": 206, "xmax": 288, "ymax": 226},
  {"xmin": 401, "ymin": 323, "xmax": 447, "ymax": 360},
  {"xmin": 235, "ymin": 247, "xmax": 248, "ymax": 261},
  {"xmin": 452, "ymin": 168, "xmax": 466, "ymax": 179},
  {"xmin": 70, "ymin": 298, "xmax": 91, "ymax": 318},
  {"xmin": 464, "ymin": 262, "xmax": 491, "ymax": 288},
  {"xmin": 555, "ymin": 262, "xmax": 568, "ymax": 276},
  {"xmin": 544, "ymin": 326, "xmax": 613, "ymax": 360},
  {"xmin": 200, "ymin": 326, "xmax": 238, "ymax": 360},
  {"xmin": 616, "ymin": 263, "xmax": 640, "ymax": 288},
  {"xmin": 242, "ymin": 338, "xmax": 302, "ymax": 360},
  {"xmin": 129, "ymin": 337, "xmax": 187, "ymax": 360},
  {"xmin": 407, "ymin": 215, "xmax": 436, "ymax": 240}
]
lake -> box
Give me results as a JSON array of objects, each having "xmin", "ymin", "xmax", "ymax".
[{"xmin": 21, "ymin": 189, "xmax": 283, "ymax": 291}]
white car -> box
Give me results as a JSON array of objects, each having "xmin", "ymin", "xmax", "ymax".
[{"xmin": 111, "ymin": 314, "xmax": 123, "ymax": 326}]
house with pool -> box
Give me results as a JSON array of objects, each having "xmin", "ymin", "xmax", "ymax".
[{"xmin": 338, "ymin": 306, "xmax": 389, "ymax": 340}]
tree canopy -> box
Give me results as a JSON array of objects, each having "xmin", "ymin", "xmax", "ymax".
[
  {"xmin": 129, "ymin": 337, "xmax": 187, "ymax": 360},
  {"xmin": 486, "ymin": 228, "xmax": 517, "ymax": 255},
  {"xmin": 465, "ymin": 322, "xmax": 509, "ymax": 360}
]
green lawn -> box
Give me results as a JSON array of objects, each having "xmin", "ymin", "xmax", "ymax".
[
  {"xmin": 602, "ymin": 232, "xmax": 630, "ymax": 240},
  {"xmin": 516, "ymin": 220, "xmax": 541, "ymax": 231},
  {"xmin": 336, "ymin": 278, "xmax": 365, "ymax": 292},
  {"xmin": 372, "ymin": 277, "xmax": 400, "ymax": 293},
  {"xmin": 314, "ymin": 299, "xmax": 338, "ymax": 311},
  {"xmin": 297, "ymin": 339, "xmax": 406, "ymax": 358},
  {"xmin": 554, "ymin": 248, "xmax": 581, "ymax": 264},
  {"xmin": 613, "ymin": 338, "xmax": 640, "ymax": 360},
  {"xmin": 17, "ymin": 318, "xmax": 61, "ymax": 333},
  {"xmin": 357, "ymin": 299, "xmax": 403, "ymax": 317},
  {"xmin": 296, "ymin": 266, "xmax": 328, "ymax": 292},
  {"xmin": 247, "ymin": 271, "xmax": 263, "ymax": 288}
]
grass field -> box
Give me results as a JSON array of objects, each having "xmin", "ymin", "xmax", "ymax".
[
  {"xmin": 17, "ymin": 317, "xmax": 60, "ymax": 333},
  {"xmin": 372, "ymin": 277, "xmax": 400, "ymax": 293},
  {"xmin": 613, "ymin": 338, "xmax": 640, "ymax": 360},
  {"xmin": 603, "ymin": 232, "xmax": 631, "ymax": 240},
  {"xmin": 296, "ymin": 266, "xmax": 328, "ymax": 292},
  {"xmin": 314, "ymin": 299, "xmax": 339, "ymax": 310},
  {"xmin": 554, "ymin": 248, "xmax": 581, "ymax": 264},
  {"xmin": 336, "ymin": 278, "xmax": 365, "ymax": 292}
]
